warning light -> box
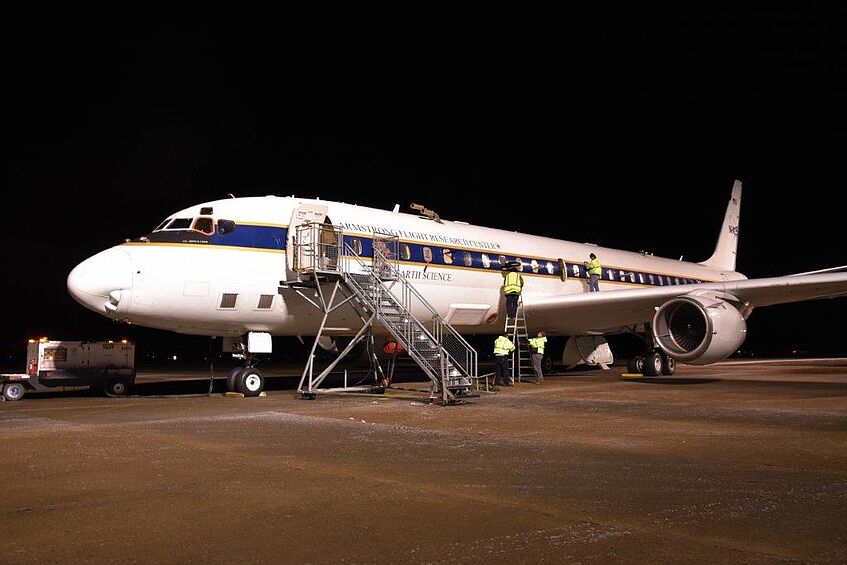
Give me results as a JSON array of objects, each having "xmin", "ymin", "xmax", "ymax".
[
  {"xmin": 28, "ymin": 339, "xmax": 36, "ymax": 344},
  {"xmin": 39, "ymin": 337, "xmax": 48, "ymax": 343},
  {"xmin": 121, "ymin": 339, "xmax": 128, "ymax": 344}
]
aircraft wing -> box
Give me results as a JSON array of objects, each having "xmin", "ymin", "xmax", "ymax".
[{"xmin": 523, "ymin": 272, "xmax": 847, "ymax": 334}]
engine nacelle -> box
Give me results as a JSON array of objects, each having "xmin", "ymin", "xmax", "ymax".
[{"xmin": 652, "ymin": 294, "xmax": 747, "ymax": 365}]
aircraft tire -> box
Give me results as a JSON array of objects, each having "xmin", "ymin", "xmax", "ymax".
[
  {"xmin": 661, "ymin": 354, "xmax": 676, "ymax": 376},
  {"xmin": 627, "ymin": 356, "xmax": 644, "ymax": 374},
  {"xmin": 226, "ymin": 367, "xmax": 242, "ymax": 392},
  {"xmin": 643, "ymin": 351, "xmax": 662, "ymax": 376},
  {"xmin": 2, "ymin": 383, "xmax": 25, "ymax": 401},
  {"xmin": 237, "ymin": 368, "xmax": 264, "ymax": 397}
]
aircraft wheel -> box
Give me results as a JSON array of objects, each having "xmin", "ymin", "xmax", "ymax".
[
  {"xmin": 237, "ymin": 368, "xmax": 264, "ymax": 397},
  {"xmin": 661, "ymin": 353, "xmax": 676, "ymax": 376},
  {"xmin": 627, "ymin": 356, "xmax": 644, "ymax": 374},
  {"xmin": 643, "ymin": 351, "xmax": 662, "ymax": 376},
  {"xmin": 226, "ymin": 367, "xmax": 243, "ymax": 392},
  {"xmin": 3, "ymin": 383, "xmax": 25, "ymax": 401},
  {"xmin": 542, "ymin": 357, "xmax": 553, "ymax": 373}
]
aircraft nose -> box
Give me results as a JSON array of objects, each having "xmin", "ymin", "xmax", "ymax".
[{"xmin": 67, "ymin": 248, "xmax": 134, "ymax": 315}]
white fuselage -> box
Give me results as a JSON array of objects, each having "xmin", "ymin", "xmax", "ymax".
[{"xmin": 67, "ymin": 196, "xmax": 746, "ymax": 337}]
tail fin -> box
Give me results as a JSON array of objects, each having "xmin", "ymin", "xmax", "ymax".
[{"xmin": 700, "ymin": 180, "xmax": 742, "ymax": 271}]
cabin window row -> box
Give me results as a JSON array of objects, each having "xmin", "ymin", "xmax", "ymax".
[{"xmin": 347, "ymin": 237, "xmax": 703, "ymax": 286}]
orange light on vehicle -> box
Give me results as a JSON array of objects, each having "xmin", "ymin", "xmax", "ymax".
[
  {"xmin": 28, "ymin": 339, "xmax": 36, "ymax": 344},
  {"xmin": 39, "ymin": 337, "xmax": 48, "ymax": 343},
  {"xmin": 121, "ymin": 339, "xmax": 128, "ymax": 344}
]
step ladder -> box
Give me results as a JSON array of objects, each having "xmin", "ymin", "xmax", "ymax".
[{"xmin": 505, "ymin": 296, "xmax": 532, "ymax": 383}]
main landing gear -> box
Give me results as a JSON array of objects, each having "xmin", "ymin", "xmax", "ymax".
[{"xmin": 628, "ymin": 350, "xmax": 676, "ymax": 376}]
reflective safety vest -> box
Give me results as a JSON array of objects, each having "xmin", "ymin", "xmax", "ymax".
[
  {"xmin": 503, "ymin": 271, "xmax": 523, "ymax": 295},
  {"xmin": 494, "ymin": 335, "xmax": 515, "ymax": 356},
  {"xmin": 528, "ymin": 336, "xmax": 547, "ymax": 354},
  {"xmin": 586, "ymin": 258, "xmax": 601, "ymax": 276}
]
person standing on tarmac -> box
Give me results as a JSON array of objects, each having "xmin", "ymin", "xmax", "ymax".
[
  {"xmin": 584, "ymin": 253, "xmax": 602, "ymax": 292},
  {"xmin": 528, "ymin": 331, "xmax": 548, "ymax": 383},
  {"xmin": 493, "ymin": 333, "xmax": 516, "ymax": 387},
  {"xmin": 502, "ymin": 262, "xmax": 524, "ymax": 317}
]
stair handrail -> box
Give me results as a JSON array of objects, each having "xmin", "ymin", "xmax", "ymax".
[{"xmin": 342, "ymin": 241, "xmax": 477, "ymax": 381}]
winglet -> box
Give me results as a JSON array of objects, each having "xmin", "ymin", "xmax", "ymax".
[{"xmin": 700, "ymin": 180, "xmax": 742, "ymax": 272}]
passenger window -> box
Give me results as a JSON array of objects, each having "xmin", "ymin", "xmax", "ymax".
[
  {"xmin": 193, "ymin": 217, "xmax": 214, "ymax": 236},
  {"xmin": 638, "ymin": 273, "xmax": 644, "ymax": 284},
  {"xmin": 547, "ymin": 261, "xmax": 556, "ymax": 275},
  {"xmin": 481, "ymin": 254, "xmax": 491, "ymax": 268},
  {"xmin": 572, "ymin": 264, "xmax": 580, "ymax": 277},
  {"xmin": 423, "ymin": 247, "xmax": 433, "ymax": 263},
  {"xmin": 649, "ymin": 274, "xmax": 655, "ymax": 284},
  {"xmin": 530, "ymin": 259, "xmax": 539, "ymax": 273},
  {"xmin": 515, "ymin": 259, "xmax": 524, "ymax": 271},
  {"xmin": 401, "ymin": 244, "xmax": 411, "ymax": 260},
  {"xmin": 442, "ymin": 249, "xmax": 453, "ymax": 264},
  {"xmin": 498, "ymin": 255, "xmax": 506, "ymax": 268},
  {"xmin": 352, "ymin": 238, "xmax": 363, "ymax": 255},
  {"xmin": 462, "ymin": 252, "xmax": 473, "ymax": 267}
]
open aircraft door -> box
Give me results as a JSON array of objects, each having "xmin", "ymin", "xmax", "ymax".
[{"xmin": 286, "ymin": 204, "xmax": 335, "ymax": 275}]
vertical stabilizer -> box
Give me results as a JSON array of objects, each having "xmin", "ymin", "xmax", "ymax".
[{"xmin": 700, "ymin": 180, "xmax": 742, "ymax": 271}]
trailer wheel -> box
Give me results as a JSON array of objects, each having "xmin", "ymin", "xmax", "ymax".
[
  {"xmin": 3, "ymin": 383, "xmax": 25, "ymax": 401},
  {"xmin": 105, "ymin": 379, "xmax": 129, "ymax": 397},
  {"xmin": 237, "ymin": 368, "xmax": 264, "ymax": 397}
]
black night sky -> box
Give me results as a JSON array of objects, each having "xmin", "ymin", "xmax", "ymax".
[{"xmin": 5, "ymin": 9, "xmax": 846, "ymax": 367}]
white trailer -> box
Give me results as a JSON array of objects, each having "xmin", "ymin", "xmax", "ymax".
[{"xmin": 1, "ymin": 340, "xmax": 135, "ymax": 401}]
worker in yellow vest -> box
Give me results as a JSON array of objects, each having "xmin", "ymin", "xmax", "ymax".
[
  {"xmin": 528, "ymin": 331, "xmax": 548, "ymax": 383},
  {"xmin": 584, "ymin": 253, "xmax": 602, "ymax": 292},
  {"xmin": 493, "ymin": 333, "xmax": 516, "ymax": 387},
  {"xmin": 502, "ymin": 262, "xmax": 524, "ymax": 317}
]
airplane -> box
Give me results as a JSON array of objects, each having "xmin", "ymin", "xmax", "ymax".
[{"xmin": 66, "ymin": 180, "xmax": 847, "ymax": 398}]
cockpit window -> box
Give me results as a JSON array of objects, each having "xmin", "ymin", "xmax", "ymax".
[
  {"xmin": 166, "ymin": 218, "xmax": 192, "ymax": 230},
  {"xmin": 193, "ymin": 217, "xmax": 214, "ymax": 236},
  {"xmin": 154, "ymin": 219, "xmax": 171, "ymax": 231}
]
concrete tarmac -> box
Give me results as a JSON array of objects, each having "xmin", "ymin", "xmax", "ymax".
[{"xmin": 1, "ymin": 359, "xmax": 845, "ymax": 563}]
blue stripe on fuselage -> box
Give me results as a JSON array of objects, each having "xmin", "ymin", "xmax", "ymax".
[{"xmin": 163, "ymin": 225, "xmax": 708, "ymax": 287}]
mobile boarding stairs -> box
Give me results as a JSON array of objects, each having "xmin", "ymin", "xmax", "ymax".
[{"xmin": 279, "ymin": 222, "xmax": 478, "ymax": 404}]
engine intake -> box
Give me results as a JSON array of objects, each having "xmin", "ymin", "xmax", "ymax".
[{"xmin": 652, "ymin": 294, "xmax": 746, "ymax": 365}]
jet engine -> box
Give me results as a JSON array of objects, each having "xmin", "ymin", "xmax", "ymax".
[{"xmin": 652, "ymin": 294, "xmax": 747, "ymax": 365}]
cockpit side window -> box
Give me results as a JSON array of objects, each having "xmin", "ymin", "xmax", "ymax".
[
  {"xmin": 154, "ymin": 219, "xmax": 171, "ymax": 231},
  {"xmin": 192, "ymin": 217, "xmax": 214, "ymax": 236}
]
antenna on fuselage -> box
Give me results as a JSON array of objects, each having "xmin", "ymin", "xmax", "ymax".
[
  {"xmin": 227, "ymin": 193, "xmax": 235, "ymax": 199},
  {"xmin": 410, "ymin": 203, "xmax": 443, "ymax": 224}
]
